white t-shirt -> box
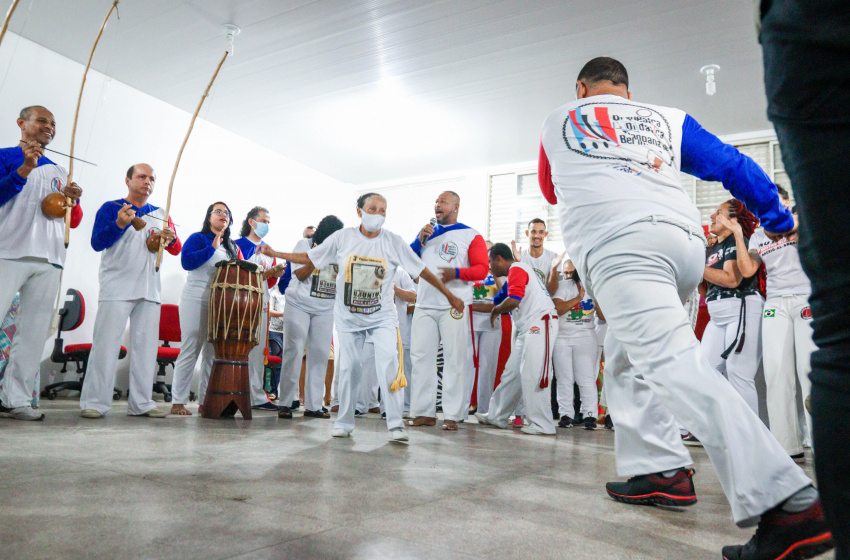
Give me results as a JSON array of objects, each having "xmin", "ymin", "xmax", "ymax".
[
  {"xmin": 541, "ymin": 95, "xmax": 698, "ymax": 281},
  {"xmin": 393, "ymin": 266, "xmax": 416, "ymax": 347},
  {"xmin": 247, "ymin": 246, "xmax": 276, "ymax": 305},
  {"xmin": 471, "ymin": 274, "xmax": 502, "ymax": 332},
  {"xmin": 416, "ymin": 225, "xmax": 482, "ymax": 309},
  {"xmin": 0, "ymin": 162, "xmax": 70, "ymax": 267},
  {"xmin": 269, "ymin": 285, "xmax": 285, "ymax": 333},
  {"xmin": 749, "ymin": 229, "xmax": 811, "ymax": 298},
  {"xmin": 97, "ymin": 206, "xmax": 170, "ymax": 303},
  {"xmin": 553, "ymin": 276, "xmax": 596, "ymax": 338},
  {"xmin": 508, "ymin": 261, "xmax": 557, "ymax": 333},
  {"xmin": 521, "ymin": 248, "xmax": 556, "ymax": 285},
  {"xmin": 286, "ymin": 237, "xmax": 337, "ymax": 315},
  {"xmin": 308, "ymin": 227, "xmax": 425, "ymax": 333},
  {"xmin": 182, "ymin": 242, "xmax": 231, "ymax": 302}
]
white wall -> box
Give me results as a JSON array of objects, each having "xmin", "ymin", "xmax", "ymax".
[{"xmin": 0, "ymin": 33, "xmax": 352, "ymax": 391}]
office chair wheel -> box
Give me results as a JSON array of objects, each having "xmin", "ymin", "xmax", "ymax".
[
  {"xmin": 189, "ymin": 391, "xmax": 196, "ymax": 402},
  {"xmin": 164, "ymin": 394, "xmax": 172, "ymax": 402},
  {"xmin": 45, "ymin": 391, "xmax": 57, "ymax": 400},
  {"xmin": 113, "ymin": 390, "xmax": 122, "ymax": 401}
]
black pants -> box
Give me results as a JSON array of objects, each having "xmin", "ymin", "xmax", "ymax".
[{"xmin": 762, "ymin": 2, "xmax": 850, "ymax": 556}]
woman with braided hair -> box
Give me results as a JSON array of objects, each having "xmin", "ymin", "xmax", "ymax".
[{"xmin": 701, "ymin": 199, "xmax": 765, "ymax": 417}]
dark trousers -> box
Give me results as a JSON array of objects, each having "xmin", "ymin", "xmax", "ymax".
[
  {"xmin": 268, "ymin": 331, "xmax": 283, "ymax": 395},
  {"xmin": 762, "ymin": 2, "xmax": 850, "ymax": 556}
]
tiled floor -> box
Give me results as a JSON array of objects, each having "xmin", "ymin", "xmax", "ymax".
[{"xmin": 0, "ymin": 401, "xmax": 832, "ymax": 560}]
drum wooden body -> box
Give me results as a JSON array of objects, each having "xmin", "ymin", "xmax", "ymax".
[{"xmin": 202, "ymin": 259, "xmax": 264, "ymax": 419}]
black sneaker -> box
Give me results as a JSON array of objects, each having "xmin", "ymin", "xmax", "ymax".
[
  {"xmin": 605, "ymin": 468, "xmax": 697, "ymax": 506},
  {"xmin": 604, "ymin": 415, "xmax": 614, "ymax": 430},
  {"xmin": 584, "ymin": 416, "xmax": 597, "ymax": 430},
  {"xmin": 252, "ymin": 402, "xmax": 280, "ymax": 412},
  {"xmin": 354, "ymin": 410, "xmax": 364, "ymax": 417},
  {"xmin": 721, "ymin": 500, "xmax": 833, "ymax": 560},
  {"xmin": 558, "ymin": 416, "xmax": 573, "ymax": 428},
  {"xmin": 303, "ymin": 409, "xmax": 330, "ymax": 419},
  {"xmin": 573, "ymin": 412, "xmax": 584, "ymax": 424},
  {"xmin": 290, "ymin": 400, "xmax": 300, "ymax": 411}
]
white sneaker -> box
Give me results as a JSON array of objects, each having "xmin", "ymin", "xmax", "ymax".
[
  {"xmin": 390, "ymin": 429, "xmax": 409, "ymax": 442},
  {"xmin": 475, "ymin": 412, "xmax": 508, "ymax": 429},
  {"xmin": 0, "ymin": 404, "xmax": 45, "ymax": 421},
  {"xmin": 80, "ymin": 409, "xmax": 103, "ymax": 419},
  {"xmin": 520, "ymin": 425, "xmax": 553, "ymax": 435},
  {"xmin": 331, "ymin": 427, "xmax": 351, "ymax": 438}
]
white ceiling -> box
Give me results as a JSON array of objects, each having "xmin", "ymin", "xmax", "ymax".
[{"xmin": 7, "ymin": 0, "xmax": 771, "ymax": 185}]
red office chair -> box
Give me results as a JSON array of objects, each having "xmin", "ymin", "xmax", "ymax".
[
  {"xmin": 41, "ymin": 289, "xmax": 125, "ymax": 401},
  {"xmin": 153, "ymin": 303, "xmax": 195, "ymax": 402}
]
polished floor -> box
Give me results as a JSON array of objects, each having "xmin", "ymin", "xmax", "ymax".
[{"xmin": 0, "ymin": 400, "xmax": 832, "ymax": 560}]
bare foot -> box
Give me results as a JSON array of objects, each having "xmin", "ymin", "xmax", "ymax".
[
  {"xmin": 442, "ymin": 420, "xmax": 458, "ymax": 431},
  {"xmin": 170, "ymin": 404, "xmax": 192, "ymax": 416},
  {"xmin": 407, "ymin": 416, "xmax": 436, "ymax": 427}
]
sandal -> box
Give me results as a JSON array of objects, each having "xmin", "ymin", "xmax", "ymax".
[{"xmin": 278, "ymin": 406, "xmax": 293, "ymax": 419}]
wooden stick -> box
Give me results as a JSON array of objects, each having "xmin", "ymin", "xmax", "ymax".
[
  {"xmin": 0, "ymin": 0, "xmax": 20, "ymax": 49},
  {"xmin": 65, "ymin": 0, "xmax": 119, "ymax": 248},
  {"xmin": 156, "ymin": 50, "xmax": 229, "ymax": 271}
]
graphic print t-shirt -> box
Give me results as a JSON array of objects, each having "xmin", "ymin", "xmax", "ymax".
[
  {"xmin": 521, "ymin": 248, "xmax": 556, "ymax": 285},
  {"xmin": 472, "ymin": 273, "xmax": 501, "ymax": 331},
  {"xmin": 748, "ymin": 229, "xmax": 810, "ymax": 298},
  {"xmin": 705, "ymin": 235, "xmax": 757, "ymax": 301},
  {"xmin": 308, "ymin": 226, "xmax": 425, "ymax": 332},
  {"xmin": 553, "ymin": 277, "xmax": 596, "ymax": 338},
  {"xmin": 287, "ymin": 237, "xmax": 337, "ymax": 315}
]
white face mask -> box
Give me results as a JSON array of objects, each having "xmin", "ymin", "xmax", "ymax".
[{"xmin": 360, "ymin": 211, "xmax": 385, "ymax": 233}]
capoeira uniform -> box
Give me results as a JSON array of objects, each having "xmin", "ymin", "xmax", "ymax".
[
  {"xmin": 751, "ymin": 229, "xmax": 815, "ymax": 455},
  {"xmin": 80, "ymin": 200, "xmax": 181, "ymax": 415},
  {"xmin": 482, "ymin": 261, "xmax": 558, "ymax": 434},
  {"xmin": 595, "ymin": 314, "xmax": 609, "ymax": 410},
  {"xmin": 307, "ymin": 226, "xmax": 425, "ymax": 434},
  {"xmin": 540, "ymin": 94, "xmax": 811, "ymax": 525},
  {"xmin": 470, "ymin": 274, "xmax": 502, "ymax": 415},
  {"xmin": 409, "ymin": 224, "xmax": 488, "ymax": 422},
  {"xmin": 0, "ymin": 148, "xmax": 82, "ymax": 411},
  {"xmin": 235, "ymin": 237, "xmax": 283, "ymax": 407},
  {"xmin": 279, "ymin": 237, "xmax": 336, "ymax": 413},
  {"xmin": 552, "ymin": 276, "xmax": 598, "ymax": 420},
  {"xmin": 171, "ymin": 232, "xmax": 243, "ymax": 406},
  {"xmin": 702, "ymin": 235, "xmax": 764, "ymax": 415}
]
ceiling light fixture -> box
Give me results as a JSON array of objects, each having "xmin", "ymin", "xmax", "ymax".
[
  {"xmin": 221, "ymin": 24, "xmax": 241, "ymax": 55},
  {"xmin": 700, "ymin": 64, "xmax": 720, "ymax": 96}
]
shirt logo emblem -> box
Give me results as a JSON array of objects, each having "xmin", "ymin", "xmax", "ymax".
[
  {"xmin": 439, "ymin": 241, "xmax": 458, "ymax": 262},
  {"xmin": 50, "ymin": 177, "xmax": 63, "ymax": 193}
]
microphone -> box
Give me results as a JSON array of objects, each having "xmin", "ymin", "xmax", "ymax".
[{"xmin": 423, "ymin": 217, "xmax": 437, "ymax": 243}]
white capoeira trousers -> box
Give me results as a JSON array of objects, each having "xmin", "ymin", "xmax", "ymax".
[
  {"xmin": 79, "ymin": 300, "xmax": 159, "ymax": 415},
  {"xmin": 0, "ymin": 258, "xmax": 60, "ymax": 408},
  {"xmin": 587, "ymin": 220, "xmax": 810, "ymax": 526},
  {"xmin": 471, "ymin": 328, "xmax": 502, "ymax": 415},
  {"xmin": 171, "ymin": 295, "xmax": 214, "ymax": 406},
  {"xmin": 553, "ymin": 332, "xmax": 599, "ymax": 418},
  {"xmin": 357, "ymin": 339, "xmax": 381, "ymax": 412},
  {"xmin": 247, "ymin": 309, "xmax": 271, "ymax": 406},
  {"xmin": 762, "ymin": 294, "xmax": 816, "ymax": 455},
  {"xmin": 334, "ymin": 326, "xmax": 404, "ymax": 433},
  {"xmin": 410, "ymin": 307, "xmax": 471, "ymax": 421},
  {"xmin": 280, "ymin": 306, "xmax": 333, "ymax": 412},
  {"xmin": 487, "ymin": 317, "xmax": 558, "ymax": 434},
  {"xmin": 401, "ymin": 345, "xmax": 412, "ymax": 414},
  {"xmin": 701, "ymin": 296, "xmax": 765, "ymax": 415}
]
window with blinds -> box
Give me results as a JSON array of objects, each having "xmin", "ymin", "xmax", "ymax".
[{"xmin": 487, "ymin": 138, "xmax": 792, "ymax": 245}]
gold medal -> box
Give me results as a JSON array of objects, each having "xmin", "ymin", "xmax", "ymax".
[{"xmin": 450, "ymin": 308, "xmax": 464, "ymax": 320}]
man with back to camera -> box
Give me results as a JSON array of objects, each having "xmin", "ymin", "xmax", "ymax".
[
  {"xmin": 538, "ymin": 57, "xmax": 832, "ymax": 559},
  {"xmin": 407, "ymin": 191, "xmax": 489, "ymax": 431},
  {"xmin": 80, "ymin": 164, "xmax": 181, "ymax": 419},
  {"xmin": 0, "ymin": 106, "xmax": 83, "ymax": 421}
]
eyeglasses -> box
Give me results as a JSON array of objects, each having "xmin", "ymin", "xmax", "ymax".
[{"xmin": 212, "ymin": 209, "xmax": 230, "ymax": 217}]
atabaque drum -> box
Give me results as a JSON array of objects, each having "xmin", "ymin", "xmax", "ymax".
[{"xmin": 203, "ymin": 259, "xmax": 264, "ymax": 419}]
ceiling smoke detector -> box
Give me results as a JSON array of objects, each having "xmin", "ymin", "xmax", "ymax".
[{"xmin": 700, "ymin": 64, "xmax": 720, "ymax": 96}]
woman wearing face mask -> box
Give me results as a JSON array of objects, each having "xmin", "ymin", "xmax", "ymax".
[
  {"xmin": 551, "ymin": 260, "xmax": 599, "ymax": 429},
  {"xmin": 235, "ymin": 206, "xmax": 289, "ymax": 413},
  {"xmin": 275, "ymin": 215, "xmax": 344, "ymax": 420},
  {"xmin": 260, "ymin": 193, "xmax": 464, "ymax": 441},
  {"xmin": 170, "ymin": 202, "xmax": 243, "ymax": 416},
  {"xmin": 701, "ymin": 199, "xmax": 764, "ymax": 418}
]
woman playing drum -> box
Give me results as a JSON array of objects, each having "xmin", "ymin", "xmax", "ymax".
[{"xmin": 169, "ymin": 202, "xmax": 242, "ymax": 416}]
